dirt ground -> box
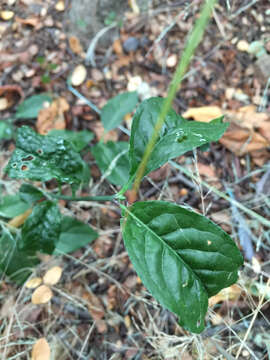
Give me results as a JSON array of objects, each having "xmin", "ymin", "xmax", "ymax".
[{"xmin": 0, "ymin": 0, "xmax": 270, "ymax": 359}]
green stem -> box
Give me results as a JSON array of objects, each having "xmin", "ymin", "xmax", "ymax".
[
  {"xmin": 51, "ymin": 193, "xmax": 116, "ymax": 202},
  {"xmin": 132, "ymin": 0, "xmax": 216, "ymax": 194}
]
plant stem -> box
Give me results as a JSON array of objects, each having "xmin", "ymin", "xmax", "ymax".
[
  {"xmin": 132, "ymin": 0, "xmax": 217, "ymax": 195},
  {"xmin": 51, "ymin": 193, "xmax": 116, "ymax": 202}
]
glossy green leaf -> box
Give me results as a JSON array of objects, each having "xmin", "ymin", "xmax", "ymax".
[
  {"xmin": 19, "ymin": 184, "xmax": 44, "ymax": 204},
  {"xmin": 0, "ymin": 194, "xmax": 30, "ymax": 218},
  {"xmin": 54, "ymin": 216, "xmax": 98, "ymax": 255},
  {"xmin": 15, "ymin": 94, "xmax": 52, "ymax": 119},
  {"xmin": 5, "ymin": 126, "xmax": 87, "ymax": 186},
  {"xmin": 129, "ymin": 97, "xmax": 228, "ymax": 178},
  {"xmin": 0, "ymin": 232, "xmax": 39, "ymax": 283},
  {"xmin": 0, "ymin": 120, "xmax": 13, "ymax": 140},
  {"xmin": 121, "ymin": 201, "xmax": 243, "ymax": 333},
  {"xmin": 21, "ymin": 201, "xmax": 62, "ymax": 254},
  {"xmin": 92, "ymin": 141, "xmax": 130, "ymax": 186},
  {"xmin": 101, "ymin": 91, "xmax": 138, "ymax": 131},
  {"xmin": 48, "ymin": 129, "xmax": 94, "ymax": 152}
]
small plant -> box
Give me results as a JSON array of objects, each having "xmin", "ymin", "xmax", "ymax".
[
  {"xmin": 36, "ymin": 56, "xmax": 59, "ymax": 84},
  {"xmin": 0, "ymin": 0, "xmax": 243, "ymax": 334}
]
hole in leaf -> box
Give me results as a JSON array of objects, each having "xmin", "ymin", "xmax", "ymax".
[
  {"xmin": 37, "ymin": 149, "xmax": 43, "ymax": 155},
  {"xmin": 197, "ymin": 320, "xmax": 201, "ymax": 328},
  {"xmin": 21, "ymin": 165, "xmax": 29, "ymax": 171},
  {"xmin": 12, "ymin": 163, "xmax": 17, "ymax": 168},
  {"xmin": 22, "ymin": 155, "xmax": 34, "ymax": 161},
  {"xmin": 207, "ymin": 240, "xmax": 212, "ymax": 245}
]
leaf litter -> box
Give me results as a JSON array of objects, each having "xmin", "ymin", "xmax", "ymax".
[{"xmin": 0, "ymin": 0, "xmax": 270, "ymax": 359}]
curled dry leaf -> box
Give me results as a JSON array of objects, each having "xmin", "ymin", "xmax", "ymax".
[
  {"xmin": 71, "ymin": 65, "xmax": 87, "ymax": 86},
  {"xmin": 0, "ymin": 84, "xmax": 24, "ymax": 110},
  {"xmin": 36, "ymin": 97, "xmax": 69, "ymax": 134},
  {"xmin": 32, "ymin": 338, "xmax": 51, "ymax": 360},
  {"xmin": 209, "ymin": 284, "xmax": 242, "ymax": 307},
  {"xmin": 182, "ymin": 106, "xmax": 223, "ymax": 122},
  {"xmin": 69, "ymin": 36, "xmax": 83, "ymax": 55},
  {"xmin": 32, "ymin": 285, "xmax": 53, "ymax": 304},
  {"xmin": 43, "ymin": 266, "xmax": 63, "ymax": 285},
  {"xmin": 25, "ymin": 277, "xmax": 42, "ymax": 289}
]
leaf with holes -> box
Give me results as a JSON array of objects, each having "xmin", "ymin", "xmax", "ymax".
[
  {"xmin": 92, "ymin": 141, "xmax": 130, "ymax": 186},
  {"xmin": 5, "ymin": 126, "xmax": 87, "ymax": 186},
  {"xmin": 129, "ymin": 97, "xmax": 228, "ymax": 178},
  {"xmin": 121, "ymin": 201, "xmax": 243, "ymax": 333},
  {"xmin": 21, "ymin": 201, "xmax": 62, "ymax": 255},
  {"xmin": 101, "ymin": 91, "xmax": 138, "ymax": 131}
]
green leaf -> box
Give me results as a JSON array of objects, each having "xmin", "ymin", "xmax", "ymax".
[
  {"xmin": 48, "ymin": 129, "xmax": 94, "ymax": 152},
  {"xmin": 0, "ymin": 194, "xmax": 30, "ymax": 218},
  {"xmin": 101, "ymin": 91, "xmax": 138, "ymax": 131},
  {"xmin": 19, "ymin": 184, "xmax": 44, "ymax": 204},
  {"xmin": 54, "ymin": 216, "xmax": 98, "ymax": 254},
  {"xmin": 5, "ymin": 126, "xmax": 87, "ymax": 186},
  {"xmin": 0, "ymin": 231, "xmax": 39, "ymax": 283},
  {"xmin": 0, "ymin": 120, "xmax": 13, "ymax": 140},
  {"xmin": 15, "ymin": 94, "xmax": 52, "ymax": 119},
  {"xmin": 121, "ymin": 201, "xmax": 243, "ymax": 333},
  {"xmin": 21, "ymin": 201, "xmax": 62, "ymax": 254},
  {"xmin": 129, "ymin": 97, "xmax": 228, "ymax": 178},
  {"xmin": 92, "ymin": 141, "xmax": 130, "ymax": 186}
]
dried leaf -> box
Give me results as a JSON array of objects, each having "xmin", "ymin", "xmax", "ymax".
[
  {"xmin": 0, "ymin": 11, "xmax": 14, "ymax": 21},
  {"xmin": 16, "ymin": 16, "xmax": 40, "ymax": 27},
  {"xmin": 25, "ymin": 277, "xmax": 42, "ymax": 289},
  {"xmin": 32, "ymin": 338, "xmax": 51, "ymax": 360},
  {"xmin": 32, "ymin": 285, "xmax": 53, "ymax": 304},
  {"xmin": 0, "ymin": 84, "xmax": 24, "ymax": 110},
  {"xmin": 209, "ymin": 284, "xmax": 242, "ymax": 307},
  {"xmin": 8, "ymin": 208, "xmax": 32, "ymax": 228},
  {"xmin": 43, "ymin": 266, "xmax": 62, "ymax": 285},
  {"xmin": 55, "ymin": 1, "xmax": 65, "ymax": 11},
  {"xmin": 82, "ymin": 291, "xmax": 105, "ymax": 320},
  {"xmin": 36, "ymin": 97, "xmax": 68, "ymax": 134},
  {"xmin": 71, "ymin": 65, "xmax": 87, "ymax": 86},
  {"xmin": 69, "ymin": 36, "xmax": 83, "ymax": 55},
  {"xmin": 182, "ymin": 106, "xmax": 223, "ymax": 122}
]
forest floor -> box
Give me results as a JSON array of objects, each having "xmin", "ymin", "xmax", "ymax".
[{"xmin": 0, "ymin": 0, "xmax": 270, "ymax": 359}]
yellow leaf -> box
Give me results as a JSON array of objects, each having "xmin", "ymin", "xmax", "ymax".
[
  {"xmin": 25, "ymin": 277, "xmax": 42, "ymax": 289},
  {"xmin": 55, "ymin": 1, "xmax": 65, "ymax": 11},
  {"xmin": 71, "ymin": 65, "xmax": 87, "ymax": 86},
  {"xmin": 32, "ymin": 285, "xmax": 53, "ymax": 304},
  {"xmin": 209, "ymin": 284, "xmax": 242, "ymax": 307},
  {"xmin": 8, "ymin": 208, "xmax": 32, "ymax": 228},
  {"xmin": 43, "ymin": 266, "xmax": 62, "ymax": 286},
  {"xmin": 0, "ymin": 11, "xmax": 14, "ymax": 21},
  {"xmin": 32, "ymin": 338, "xmax": 51, "ymax": 360},
  {"xmin": 182, "ymin": 106, "xmax": 223, "ymax": 122}
]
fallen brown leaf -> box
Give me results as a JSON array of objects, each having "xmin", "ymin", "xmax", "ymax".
[
  {"xmin": 36, "ymin": 97, "xmax": 69, "ymax": 134},
  {"xmin": 0, "ymin": 84, "xmax": 24, "ymax": 110},
  {"xmin": 32, "ymin": 338, "xmax": 51, "ymax": 360},
  {"xmin": 69, "ymin": 36, "xmax": 84, "ymax": 55}
]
